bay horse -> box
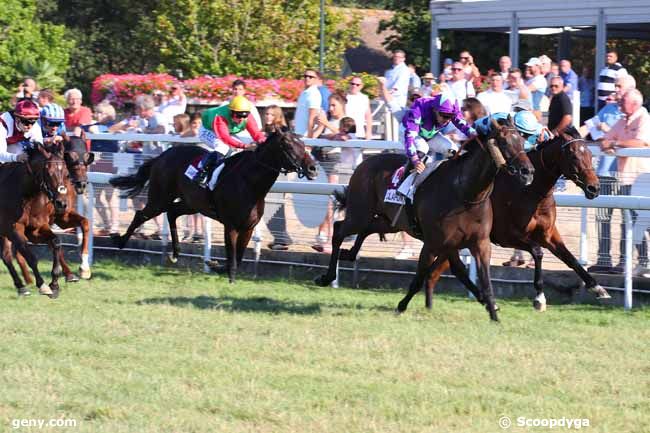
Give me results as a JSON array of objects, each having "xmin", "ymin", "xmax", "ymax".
[
  {"xmin": 110, "ymin": 128, "xmax": 318, "ymax": 282},
  {"xmin": 5, "ymin": 136, "xmax": 94, "ymax": 293},
  {"xmin": 424, "ymin": 128, "xmax": 611, "ymax": 311},
  {"xmin": 315, "ymin": 117, "xmax": 534, "ymax": 321},
  {"xmin": 0, "ymin": 143, "xmax": 70, "ymax": 298}
]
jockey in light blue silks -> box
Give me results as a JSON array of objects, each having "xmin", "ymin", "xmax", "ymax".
[{"xmin": 474, "ymin": 110, "xmax": 552, "ymax": 151}]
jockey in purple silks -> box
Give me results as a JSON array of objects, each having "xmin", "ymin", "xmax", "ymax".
[
  {"xmin": 402, "ymin": 92, "xmax": 477, "ymax": 175},
  {"xmin": 398, "ymin": 92, "xmax": 477, "ymax": 234}
]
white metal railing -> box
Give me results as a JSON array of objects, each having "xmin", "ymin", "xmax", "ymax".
[{"xmin": 75, "ymin": 132, "xmax": 650, "ymax": 310}]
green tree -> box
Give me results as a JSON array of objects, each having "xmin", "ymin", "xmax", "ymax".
[
  {"xmin": 0, "ymin": 0, "xmax": 73, "ymax": 108},
  {"xmin": 143, "ymin": 0, "xmax": 360, "ymax": 79}
]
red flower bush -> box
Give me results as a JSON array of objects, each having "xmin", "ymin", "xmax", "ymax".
[{"xmin": 92, "ymin": 74, "xmax": 370, "ymax": 106}]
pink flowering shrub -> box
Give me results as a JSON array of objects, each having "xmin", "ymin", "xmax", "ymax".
[
  {"xmin": 92, "ymin": 74, "xmax": 357, "ymax": 105},
  {"xmin": 91, "ymin": 73, "xmax": 178, "ymax": 106}
]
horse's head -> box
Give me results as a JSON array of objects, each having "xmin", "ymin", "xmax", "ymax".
[
  {"xmin": 27, "ymin": 142, "xmax": 70, "ymax": 214},
  {"xmin": 487, "ymin": 116, "xmax": 535, "ymax": 186},
  {"xmin": 63, "ymin": 134, "xmax": 94, "ymax": 195},
  {"xmin": 556, "ymin": 127, "xmax": 599, "ymax": 199},
  {"xmin": 264, "ymin": 126, "xmax": 318, "ymax": 180}
]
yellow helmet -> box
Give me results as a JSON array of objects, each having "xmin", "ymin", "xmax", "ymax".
[{"xmin": 229, "ymin": 95, "xmax": 252, "ymax": 113}]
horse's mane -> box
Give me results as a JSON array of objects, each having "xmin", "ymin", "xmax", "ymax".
[
  {"xmin": 533, "ymin": 125, "xmax": 582, "ymax": 152},
  {"xmin": 64, "ymin": 136, "xmax": 88, "ymax": 155}
]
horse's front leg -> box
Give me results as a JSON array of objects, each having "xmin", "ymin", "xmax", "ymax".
[
  {"xmin": 315, "ymin": 220, "xmax": 347, "ymax": 287},
  {"xmin": 396, "ymin": 246, "xmax": 438, "ymax": 313},
  {"xmin": 225, "ymin": 227, "xmax": 239, "ymax": 283},
  {"xmin": 56, "ymin": 210, "xmax": 91, "ymax": 280},
  {"xmin": 529, "ymin": 245, "xmax": 547, "ymax": 312},
  {"xmin": 235, "ymin": 227, "xmax": 254, "ymax": 267},
  {"xmin": 472, "ymin": 239, "xmax": 499, "ymax": 322},
  {"xmin": 8, "ymin": 229, "xmax": 52, "ymax": 297},
  {"xmin": 1, "ymin": 237, "xmax": 28, "ymax": 294},
  {"xmin": 543, "ymin": 226, "xmax": 611, "ymax": 300}
]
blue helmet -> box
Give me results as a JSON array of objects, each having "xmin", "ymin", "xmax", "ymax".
[
  {"xmin": 474, "ymin": 112, "xmax": 509, "ymax": 136},
  {"xmin": 513, "ymin": 110, "xmax": 542, "ymax": 136},
  {"xmin": 40, "ymin": 103, "xmax": 65, "ymax": 123}
]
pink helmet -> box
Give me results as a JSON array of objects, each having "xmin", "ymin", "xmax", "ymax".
[{"xmin": 15, "ymin": 100, "xmax": 40, "ymax": 119}]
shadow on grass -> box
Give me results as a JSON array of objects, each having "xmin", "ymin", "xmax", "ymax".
[
  {"xmin": 137, "ymin": 295, "xmax": 322, "ymax": 315},
  {"xmin": 85, "ymin": 271, "xmax": 117, "ymax": 281}
]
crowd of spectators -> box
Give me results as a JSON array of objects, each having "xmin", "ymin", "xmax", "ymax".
[{"xmin": 8, "ymin": 47, "xmax": 649, "ymax": 270}]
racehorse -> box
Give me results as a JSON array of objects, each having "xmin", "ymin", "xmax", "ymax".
[
  {"xmin": 110, "ymin": 127, "xmax": 318, "ymax": 283},
  {"xmin": 0, "ymin": 143, "xmax": 70, "ymax": 298},
  {"xmin": 315, "ymin": 117, "xmax": 534, "ymax": 321},
  {"xmin": 6, "ymin": 136, "xmax": 94, "ymax": 291},
  {"xmin": 424, "ymin": 128, "xmax": 611, "ymax": 311}
]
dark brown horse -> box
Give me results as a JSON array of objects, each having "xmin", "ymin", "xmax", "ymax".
[
  {"xmin": 5, "ymin": 136, "xmax": 94, "ymax": 292},
  {"xmin": 424, "ymin": 129, "xmax": 611, "ymax": 311},
  {"xmin": 0, "ymin": 143, "xmax": 70, "ymax": 297},
  {"xmin": 316, "ymin": 118, "xmax": 534, "ymax": 321},
  {"xmin": 110, "ymin": 128, "xmax": 317, "ymax": 282}
]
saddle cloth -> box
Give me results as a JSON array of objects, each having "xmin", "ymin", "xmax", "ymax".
[
  {"xmin": 385, "ymin": 156, "xmax": 444, "ymax": 203},
  {"xmin": 184, "ymin": 155, "xmax": 225, "ymax": 191}
]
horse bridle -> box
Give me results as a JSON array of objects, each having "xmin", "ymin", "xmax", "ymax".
[
  {"xmin": 254, "ymin": 134, "xmax": 309, "ymax": 178},
  {"xmin": 560, "ymin": 137, "xmax": 595, "ymax": 188},
  {"xmin": 477, "ymin": 127, "xmax": 528, "ymax": 177},
  {"xmin": 34, "ymin": 160, "xmax": 68, "ymax": 202}
]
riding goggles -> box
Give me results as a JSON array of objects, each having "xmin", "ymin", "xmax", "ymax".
[
  {"xmin": 233, "ymin": 111, "xmax": 250, "ymax": 119},
  {"xmin": 45, "ymin": 120, "xmax": 64, "ymax": 128},
  {"xmin": 16, "ymin": 116, "xmax": 38, "ymax": 126}
]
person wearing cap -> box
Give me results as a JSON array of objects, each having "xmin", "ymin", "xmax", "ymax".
[
  {"xmin": 0, "ymin": 100, "xmax": 44, "ymax": 163},
  {"xmin": 194, "ymin": 95, "xmax": 265, "ymax": 187},
  {"xmin": 524, "ymin": 57, "xmax": 547, "ymax": 120},
  {"xmin": 421, "ymin": 72, "xmax": 436, "ymax": 97},
  {"xmin": 39, "ymin": 103, "xmax": 66, "ymax": 146}
]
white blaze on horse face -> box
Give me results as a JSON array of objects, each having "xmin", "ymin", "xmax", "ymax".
[
  {"xmin": 579, "ymin": 145, "xmax": 585, "ymax": 153},
  {"xmin": 57, "ymin": 185, "xmax": 68, "ymax": 194}
]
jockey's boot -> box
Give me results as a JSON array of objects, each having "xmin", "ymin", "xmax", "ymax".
[
  {"xmin": 194, "ymin": 152, "xmax": 221, "ymax": 188},
  {"xmin": 194, "ymin": 168, "xmax": 210, "ymax": 188},
  {"xmin": 404, "ymin": 199, "xmax": 422, "ymax": 237}
]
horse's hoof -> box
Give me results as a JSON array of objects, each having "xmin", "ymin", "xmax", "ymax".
[
  {"xmin": 48, "ymin": 289, "xmax": 60, "ymax": 299},
  {"xmin": 314, "ymin": 275, "xmax": 333, "ymax": 287},
  {"xmin": 533, "ymin": 300, "xmax": 547, "ymax": 312},
  {"xmin": 17, "ymin": 286, "xmax": 31, "ymax": 296},
  {"xmin": 166, "ymin": 255, "xmax": 178, "ymax": 265},
  {"xmin": 38, "ymin": 284, "xmax": 53, "ymax": 296},
  {"xmin": 589, "ymin": 285, "xmax": 611, "ymax": 300},
  {"xmin": 66, "ymin": 274, "xmax": 80, "ymax": 283},
  {"xmin": 111, "ymin": 233, "xmax": 125, "ymax": 249},
  {"xmin": 205, "ymin": 260, "xmax": 227, "ymax": 274},
  {"xmin": 339, "ymin": 249, "xmax": 355, "ymax": 262},
  {"xmin": 79, "ymin": 268, "xmax": 92, "ymax": 280},
  {"xmin": 394, "ymin": 308, "xmax": 404, "ymax": 316}
]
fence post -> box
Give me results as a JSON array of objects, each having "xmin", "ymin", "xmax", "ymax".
[
  {"xmin": 579, "ymin": 207, "xmax": 589, "ymax": 265},
  {"xmin": 203, "ymin": 216, "xmax": 212, "ymax": 273},
  {"xmin": 624, "ymin": 210, "xmax": 633, "ymax": 310},
  {"xmin": 86, "ymin": 182, "xmax": 95, "ymax": 266}
]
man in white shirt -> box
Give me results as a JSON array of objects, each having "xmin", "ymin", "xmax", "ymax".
[
  {"xmin": 383, "ymin": 50, "xmax": 411, "ymax": 108},
  {"xmin": 449, "ymin": 62, "xmax": 475, "ymax": 102},
  {"xmin": 294, "ymin": 69, "xmax": 322, "ymax": 137},
  {"xmin": 345, "ymin": 76, "xmax": 373, "ymax": 139},
  {"xmin": 157, "ymin": 83, "xmax": 188, "ymax": 131},
  {"xmin": 477, "ymin": 73, "xmax": 512, "ymax": 115},
  {"xmin": 498, "ymin": 56, "xmax": 511, "ymax": 87}
]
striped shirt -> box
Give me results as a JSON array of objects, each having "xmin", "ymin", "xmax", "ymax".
[{"xmin": 597, "ymin": 63, "xmax": 627, "ymax": 101}]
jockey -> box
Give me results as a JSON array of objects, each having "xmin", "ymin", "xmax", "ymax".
[
  {"xmin": 195, "ymin": 95, "xmax": 266, "ymax": 187},
  {"xmin": 474, "ymin": 111, "xmax": 552, "ymax": 150},
  {"xmin": 0, "ymin": 99, "xmax": 43, "ymax": 164},
  {"xmin": 402, "ymin": 92, "xmax": 477, "ymax": 175},
  {"xmin": 40, "ymin": 103, "xmax": 66, "ymax": 146}
]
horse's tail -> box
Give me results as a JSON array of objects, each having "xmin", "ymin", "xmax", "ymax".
[
  {"xmin": 109, "ymin": 157, "xmax": 156, "ymax": 198},
  {"xmin": 333, "ymin": 187, "xmax": 347, "ymax": 211}
]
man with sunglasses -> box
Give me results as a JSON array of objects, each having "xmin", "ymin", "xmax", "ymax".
[
  {"xmin": 0, "ymin": 100, "xmax": 43, "ymax": 163},
  {"xmin": 40, "ymin": 103, "xmax": 66, "ymax": 146},
  {"xmin": 194, "ymin": 95, "xmax": 264, "ymax": 187}
]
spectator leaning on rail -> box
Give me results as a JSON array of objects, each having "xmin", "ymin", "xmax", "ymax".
[
  {"xmin": 0, "ymin": 100, "xmax": 43, "ymax": 164},
  {"xmin": 583, "ymin": 74, "xmax": 637, "ymax": 273},
  {"xmin": 293, "ymin": 69, "xmax": 322, "ymax": 138},
  {"xmin": 194, "ymin": 95, "xmax": 265, "ymax": 188},
  {"xmin": 64, "ymin": 88, "xmax": 93, "ymax": 137},
  {"xmin": 384, "ymin": 50, "xmax": 411, "ymax": 108},
  {"xmin": 599, "ymin": 89, "xmax": 650, "ymax": 275},
  {"xmin": 597, "ymin": 51, "xmax": 627, "ymax": 110}
]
